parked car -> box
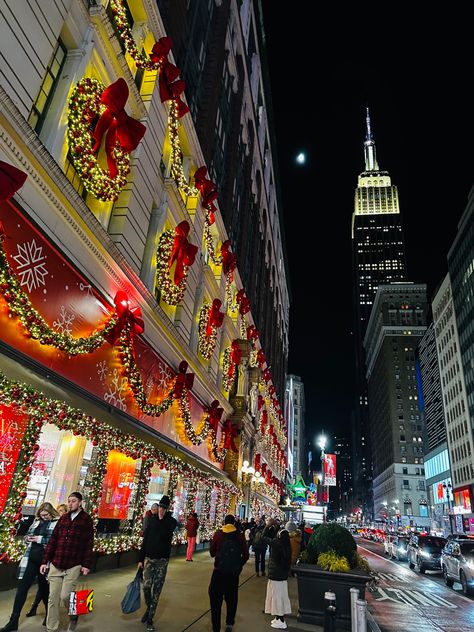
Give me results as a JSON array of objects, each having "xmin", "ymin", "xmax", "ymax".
[
  {"xmin": 442, "ymin": 539, "xmax": 474, "ymax": 595},
  {"xmin": 407, "ymin": 534, "xmax": 447, "ymax": 573},
  {"xmin": 391, "ymin": 535, "xmax": 409, "ymax": 561}
]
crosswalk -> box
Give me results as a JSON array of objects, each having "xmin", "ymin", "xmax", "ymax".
[{"xmin": 373, "ymin": 573, "xmax": 458, "ymax": 609}]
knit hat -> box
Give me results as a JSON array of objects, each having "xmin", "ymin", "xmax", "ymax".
[
  {"xmin": 285, "ymin": 520, "xmax": 297, "ymax": 533},
  {"xmin": 158, "ymin": 495, "xmax": 171, "ymax": 508}
]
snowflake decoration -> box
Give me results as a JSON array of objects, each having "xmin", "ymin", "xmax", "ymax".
[
  {"xmin": 12, "ymin": 239, "xmax": 49, "ymax": 292},
  {"xmin": 96, "ymin": 361, "xmax": 108, "ymax": 383},
  {"xmin": 79, "ymin": 282, "xmax": 94, "ymax": 297},
  {"xmin": 155, "ymin": 360, "xmax": 173, "ymax": 394},
  {"xmin": 52, "ymin": 305, "xmax": 75, "ymax": 334},
  {"xmin": 104, "ymin": 368, "xmax": 127, "ymax": 411}
]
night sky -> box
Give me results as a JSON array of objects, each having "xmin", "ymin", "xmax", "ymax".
[{"xmin": 260, "ymin": 6, "xmax": 474, "ymax": 449}]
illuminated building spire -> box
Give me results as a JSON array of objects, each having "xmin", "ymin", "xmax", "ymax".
[{"xmin": 364, "ymin": 107, "xmax": 379, "ymax": 171}]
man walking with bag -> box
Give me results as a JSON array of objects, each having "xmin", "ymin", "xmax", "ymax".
[
  {"xmin": 209, "ymin": 515, "xmax": 249, "ymax": 632},
  {"xmin": 40, "ymin": 492, "xmax": 94, "ymax": 632},
  {"xmin": 137, "ymin": 495, "xmax": 177, "ymax": 632}
]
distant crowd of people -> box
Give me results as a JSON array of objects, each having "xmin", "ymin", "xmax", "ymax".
[{"xmin": 0, "ymin": 493, "xmax": 309, "ymax": 632}]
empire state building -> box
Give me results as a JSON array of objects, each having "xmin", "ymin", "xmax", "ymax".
[{"xmin": 351, "ymin": 108, "xmax": 407, "ymax": 516}]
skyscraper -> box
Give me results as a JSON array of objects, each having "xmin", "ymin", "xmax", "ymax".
[{"xmin": 352, "ymin": 109, "xmax": 408, "ymax": 518}]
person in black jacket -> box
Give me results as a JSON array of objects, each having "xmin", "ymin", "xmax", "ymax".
[
  {"xmin": 262, "ymin": 520, "xmax": 292, "ymax": 630},
  {"xmin": 137, "ymin": 495, "xmax": 177, "ymax": 632}
]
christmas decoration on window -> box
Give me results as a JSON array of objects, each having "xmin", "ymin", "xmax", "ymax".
[
  {"xmin": 0, "ymin": 161, "xmax": 27, "ymax": 202},
  {"xmin": 67, "ymin": 77, "xmax": 146, "ymax": 202},
  {"xmin": 198, "ymin": 299, "xmax": 225, "ymax": 359},
  {"xmin": 221, "ymin": 240, "xmax": 237, "ymax": 304},
  {"xmin": 155, "ymin": 221, "xmax": 198, "ymax": 305},
  {"xmin": 222, "ymin": 341, "xmax": 242, "ymax": 392}
]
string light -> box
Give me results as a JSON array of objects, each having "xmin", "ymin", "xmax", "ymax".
[
  {"xmin": 155, "ymin": 228, "xmax": 190, "ymax": 305},
  {"xmin": 197, "ymin": 303, "xmax": 219, "ymax": 359}
]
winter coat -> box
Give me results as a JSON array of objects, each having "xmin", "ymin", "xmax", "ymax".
[
  {"xmin": 289, "ymin": 530, "xmax": 302, "ymax": 565},
  {"xmin": 210, "ymin": 523, "xmax": 249, "ymax": 571},
  {"xmin": 18, "ymin": 518, "xmax": 58, "ymax": 579},
  {"xmin": 138, "ymin": 512, "xmax": 178, "ymax": 561},
  {"xmin": 186, "ymin": 515, "xmax": 199, "ymax": 538},
  {"xmin": 262, "ymin": 528, "xmax": 291, "ymax": 581},
  {"xmin": 42, "ymin": 510, "xmax": 94, "ymax": 570}
]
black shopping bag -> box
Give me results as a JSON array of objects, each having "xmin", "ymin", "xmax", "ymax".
[{"xmin": 121, "ymin": 569, "xmax": 142, "ymax": 614}]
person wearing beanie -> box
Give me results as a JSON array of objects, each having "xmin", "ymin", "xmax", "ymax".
[
  {"xmin": 138, "ymin": 495, "xmax": 177, "ymax": 631},
  {"xmin": 285, "ymin": 520, "xmax": 302, "ymax": 570}
]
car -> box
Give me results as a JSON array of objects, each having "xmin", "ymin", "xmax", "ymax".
[
  {"xmin": 407, "ymin": 534, "xmax": 447, "ymax": 573},
  {"xmin": 391, "ymin": 535, "xmax": 409, "ymax": 561},
  {"xmin": 442, "ymin": 539, "xmax": 474, "ymax": 595}
]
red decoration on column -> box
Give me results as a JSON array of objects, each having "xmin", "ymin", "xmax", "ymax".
[
  {"xmin": 246, "ymin": 325, "xmax": 259, "ymax": 342},
  {"xmin": 206, "ymin": 299, "xmax": 225, "ymax": 337},
  {"xmin": 221, "ymin": 240, "xmax": 236, "ymax": 279},
  {"xmin": 206, "ymin": 400, "xmax": 224, "ymax": 432},
  {"xmin": 260, "ymin": 409, "xmax": 268, "ymax": 434},
  {"xmin": 174, "ymin": 360, "xmax": 194, "ymax": 399},
  {"xmin": 92, "ymin": 78, "xmax": 146, "ymax": 178},
  {"xmin": 168, "ymin": 221, "xmax": 198, "ymax": 284},
  {"xmin": 269, "ymin": 385, "xmax": 276, "ymax": 396},
  {"xmin": 0, "ymin": 161, "xmax": 27, "ymax": 201},
  {"xmin": 222, "ymin": 419, "xmax": 238, "ymax": 452},
  {"xmin": 254, "ymin": 453, "xmax": 261, "ymax": 472},
  {"xmin": 235, "ymin": 289, "xmax": 250, "ymax": 315},
  {"xmin": 151, "ymin": 37, "xmax": 190, "ymax": 118},
  {"xmin": 105, "ymin": 291, "xmax": 144, "ymax": 344},
  {"xmin": 230, "ymin": 340, "xmax": 242, "ymax": 366},
  {"xmin": 194, "ymin": 166, "xmax": 218, "ymax": 212},
  {"xmin": 262, "ymin": 368, "xmax": 272, "ymax": 383},
  {"xmin": 257, "ymin": 395, "xmax": 264, "ymax": 411},
  {"xmin": 261, "ymin": 462, "xmax": 267, "ymax": 477}
]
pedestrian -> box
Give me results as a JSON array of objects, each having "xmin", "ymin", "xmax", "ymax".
[
  {"xmin": 39, "ymin": 492, "xmax": 94, "ymax": 632},
  {"xmin": 285, "ymin": 520, "xmax": 302, "ymax": 572},
  {"xmin": 252, "ymin": 518, "xmax": 267, "ymax": 577},
  {"xmin": 209, "ymin": 514, "xmax": 249, "ymax": 632},
  {"xmin": 185, "ymin": 511, "xmax": 199, "ymax": 561},
  {"xmin": 56, "ymin": 504, "xmax": 68, "ymax": 516},
  {"xmin": 0, "ymin": 503, "xmax": 59, "ymax": 632},
  {"xmin": 262, "ymin": 521, "xmax": 292, "ymax": 630},
  {"xmin": 143, "ymin": 503, "xmax": 159, "ymax": 532},
  {"xmin": 137, "ymin": 495, "xmax": 177, "ymax": 632}
]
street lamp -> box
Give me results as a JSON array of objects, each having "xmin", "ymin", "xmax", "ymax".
[
  {"xmin": 317, "ymin": 434, "xmax": 327, "ymax": 520},
  {"xmin": 443, "ymin": 482, "xmax": 454, "ymax": 534}
]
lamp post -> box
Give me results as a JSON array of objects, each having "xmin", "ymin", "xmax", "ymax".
[
  {"xmin": 318, "ymin": 434, "xmax": 327, "ymax": 521},
  {"xmin": 443, "ymin": 482, "xmax": 454, "ymax": 535}
]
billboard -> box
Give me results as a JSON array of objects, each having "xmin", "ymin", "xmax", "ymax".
[{"xmin": 324, "ymin": 453, "xmax": 337, "ymax": 486}]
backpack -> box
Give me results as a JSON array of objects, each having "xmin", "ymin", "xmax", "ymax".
[
  {"xmin": 216, "ymin": 532, "xmax": 242, "ymax": 575},
  {"xmin": 252, "ymin": 528, "xmax": 263, "ymax": 547}
]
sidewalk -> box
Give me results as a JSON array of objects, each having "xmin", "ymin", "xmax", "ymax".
[{"xmin": 0, "ymin": 550, "xmax": 323, "ymax": 632}]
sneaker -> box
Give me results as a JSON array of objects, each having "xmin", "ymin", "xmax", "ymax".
[
  {"xmin": 271, "ymin": 621, "xmax": 287, "ymax": 630},
  {"xmin": 67, "ymin": 616, "xmax": 78, "ymax": 632},
  {"xmin": 146, "ymin": 621, "xmax": 155, "ymax": 632}
]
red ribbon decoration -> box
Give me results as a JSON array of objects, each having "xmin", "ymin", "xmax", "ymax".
[
  {"xmin": 0, "ymin": 161, "xmax": 27, "ymax": 202},
  {"xmin": 92, "ymin": 78, "xmax": 146, "ymax": 178},
  {"xmin": 246, "ymin": 325, "xmax": 259, "ymax": 342},
  {"xmin": 220, "ymin": 240, "xmax": 236, "ymax": 280},
  {"xmin": 261, "ymin": 462, "xmax": 267, "ymax": 476},
  {"xmin": 206, "ymin": 299, "xmax": 225, "ymax": 337},
  {"xmin": 257, "ymin": 349, "xmax": 266, "ymax": 368},
  {"xmin": 194, "ymin": 166, "xmax": 218, "ymax": 208},
  {"xmin": 235, "ymin": 289, "xmax": 250, "ymax": 315},
  {"xmin": 260, "ymin": 409, "xmax": 268, "ymax": 434},
  {"xmin": 262, "ymin": 368, "xmax": 272, "ymax": 383},
  {"xmin": 151, "ymin": 38, "xmax": 189, "ymax": 118},
  {"xmin": 168, "ymin": 221, "xmax": 198, "ymax": 285},
  {"xmin": 104, "ymin": 291, "xmax": 145, "ymax": 345},
  {"xmin": 269, "ymin": 385, "xmax": 276, "ymax": 396},
  {"xmin": 257, "ymin": 395, "xmax": 264, "ymax": 411},
  {"xmin": 206, "ymin": 400, "xmax": 223, "ymax": 433},
  {"xmin": 174, "ymin": 360, "xmax": 194, "ymax": 399},
  {"xmin": 254, "ymin": 453, "xmax": 261, "ymax": 472},
  {"xmin": 222, "ymin": 420, "xmax": 238, "ymax": 452},
  {"xmin": 230, "ymin": 341, "xmax": 242, "ymax": 366}
]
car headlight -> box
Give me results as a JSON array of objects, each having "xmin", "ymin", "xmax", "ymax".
[
  {"xmin": 398, "ymin": 546, "xmax": 406, "ymax": 552},
  {"xmin": 420, "ymin": 550, "xmax": 431, "ymax": 558}
]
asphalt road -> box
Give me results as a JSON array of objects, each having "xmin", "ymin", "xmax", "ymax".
[{"xmin": 357, "ymin": 536, "xmax": 474, "ymax": 631}]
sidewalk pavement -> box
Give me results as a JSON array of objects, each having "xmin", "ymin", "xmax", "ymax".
[{"xmin": 0, "ymin": 550, "xmax": 323, "ymax": 632}]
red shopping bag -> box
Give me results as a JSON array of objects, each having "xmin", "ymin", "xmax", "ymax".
[{"xmin": 69, "ymin": 588, "xmax": 94, "ymax": 615}]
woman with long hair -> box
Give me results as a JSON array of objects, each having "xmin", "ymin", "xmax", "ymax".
[
  {"xmin": 0, "ymin": 502, "xmax": 59, "ymax": 632},
  {"xmin": 261, "ymin": 519, "xmax": 292, "ymax": 629}
]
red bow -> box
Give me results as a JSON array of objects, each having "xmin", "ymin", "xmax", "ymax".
[
  {"xmin": 207, "ymin": 400, "xmax": 223, "ymax": 433},
  {"xmin": 257, "ymin": 349, "xmax": 266, "ymax": 368},
  {"xmin": 151, "ymin": 38, "xmax": 189, "ymax": 118},
  {"xmin": 254, "ymin": 453, "xmax": 261, "ymax": 472},
  {"xmin": 257, "ymin": 395, "xmax": 264, "ymax": 411},
  {"xmin": 206, "ymin": 299, "xmax": 225, "ymax": 337},
  {"xmin": 230, "ymin": 341, "xmax": 242, "ymax": 366},
  {"xmin": 105, "ymin": 290, "xmax": 144, "ymax": 345},
  {"xmin": 262, "ymin": 368, "xmax": 272, "ymax": 383},
  {"xmin": 194, "ymin": 166, "xmax": 218, "ymax": 211},
  {"xmin": 222, "ymin": 420, "xmax": 238, "ymax": 452},
  {"xmin": 0, "ymin": 161, "xmax": 27, "ymax": 201},
  {"xmin": 260, "ymin": 410, "xmax": 268, "ymax": 434},
  {"xmin": 221, "ymin": 240, "xmax": 236, "ymax": 279},
  {"xmin": 236, "ymin": 289, "xmax": 250, "ymax": 315},
  {"xmin": 92, "ymin": 78, "xmax": 146, "ymax": 178},
  {"xmin": 174, "ymin": 360, "xmax": 194, "ymax": 399},
  {"xmin": 168, "ymin": 221, "xmax": 198, "ymax": 284},
  {"xmin": 246, "ymin": 325, "xmax": 259, "ymax": 342},
  {"xmin": 269, "ymin": 385, "xmax": 276, "ymax": 396}
]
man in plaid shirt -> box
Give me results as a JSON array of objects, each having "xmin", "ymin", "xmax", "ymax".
[{"xmin": 40, "ymin": 492, "xmax": 94, "ymax": 632}]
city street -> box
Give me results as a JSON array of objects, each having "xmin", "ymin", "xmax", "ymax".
[{"xmin": 358, "ymin": 537, "xmax": 474, "ymax": 631}]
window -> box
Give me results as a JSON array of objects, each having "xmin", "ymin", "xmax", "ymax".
[
  {"xmin": 402, "ymin": 467, "xmax": 408, "ymax": 475},
  {"xmin": 28, "ymin": 40, "xmax": 67, "ymax": 134}
]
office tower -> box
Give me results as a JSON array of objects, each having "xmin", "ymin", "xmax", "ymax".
[
  {"xmin": 351, "ymin": 108, "xmax": 408, "ymax": 519},
  {"xmin": 285, "ymin": 375, "xmax": 306, "ymax": 478}
]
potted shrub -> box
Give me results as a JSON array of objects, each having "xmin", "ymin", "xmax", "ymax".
[{"xmin": 293, "ymin": 523, "xmax": 371, "ymax": 630}]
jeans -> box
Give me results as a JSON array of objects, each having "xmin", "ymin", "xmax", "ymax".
[
  {"xmin": 254, "ymin": 546, "xmax": 266, "ymax": 574},
  {"xmin": 11, "ymin": 558, "xmax": 49, "ymax": 617},
  {"xmin": 208, "ymin": 569, "xmax": 239, "ymax": 632}
]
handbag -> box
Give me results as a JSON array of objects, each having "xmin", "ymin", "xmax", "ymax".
[
  {"xmin": 68, "ymin": 586, "xmax": 94, "ymax": 616},
  {"xmin": 121, "ymin": 569, "xmax": 142, "ymax": 614}
]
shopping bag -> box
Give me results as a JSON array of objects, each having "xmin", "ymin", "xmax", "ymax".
[
  {"xmin": 121, "ymin": 569, "xmax": 142, "ymax": 614},
  {"xmin": 69, "ymin": 588, "xmax": 94, "ymax": 615}
]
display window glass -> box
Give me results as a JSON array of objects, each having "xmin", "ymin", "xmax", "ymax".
[
  {"xmin": 145, "ymin": 464, "xmax": 170, "ymax": 509},
  {"xmin": 195, "ymin": 482, "xmax": 206, "ymax": 519},
  {"xmin": 24, "ymin": 423, "xmax": 94, "ymax": 518},
  {"xmin": 0, "ymin": 404, "xmax": 28, "ymax": 514},
  {"xmin": 172, "ymin": 476, "xmax": 188, "ymax": 525},
  {"xmin": 209, "ymin": 486, "xmax": 218, "ymax": 525}
]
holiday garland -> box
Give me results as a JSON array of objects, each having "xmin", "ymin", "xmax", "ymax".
[
  {"xmin": 155, "ymin": 227, "xmax": 191, "ymax": 305},
  {"xmin": 197, "ymin": 302, "xmax": 219, "ymax": 359}
]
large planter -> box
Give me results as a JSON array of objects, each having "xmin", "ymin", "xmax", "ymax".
[{"xmin": 293, "ymin": 563, "xmax": 371, "ymax": 630}]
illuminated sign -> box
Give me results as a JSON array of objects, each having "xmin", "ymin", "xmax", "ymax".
[
  {"xmin": 0, "ymin": 404, "xmax": 28, "ymax": 514},
  {"xmin": 98, "ymin": 450, "xmax": 139, "ymax": 519},
  {"xmin": 324, "ymin": 453, "xmax": 337, "ymax": 486}
]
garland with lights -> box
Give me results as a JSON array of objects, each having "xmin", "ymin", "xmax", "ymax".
[
  {"xmin": 222, "ymin": 347, "xmax": 235, "ymax": 393},
  {"xmin": 0, "ymin": 372, "xmax": 239, "ymax": 560},
  {"xmin": 67, "ymin": 78, "xmax": 134, "ymax": 202},
  {"xmin": 109, "ymin": 1, "xmax": 160, "ymax": 70},
  {"xmin": 155, "ymin": 227, "xmax": 191, "ymax": 305},
  {"xmin": 197, "ymin": 303, "xmax": 219, "ymax": 359}
]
